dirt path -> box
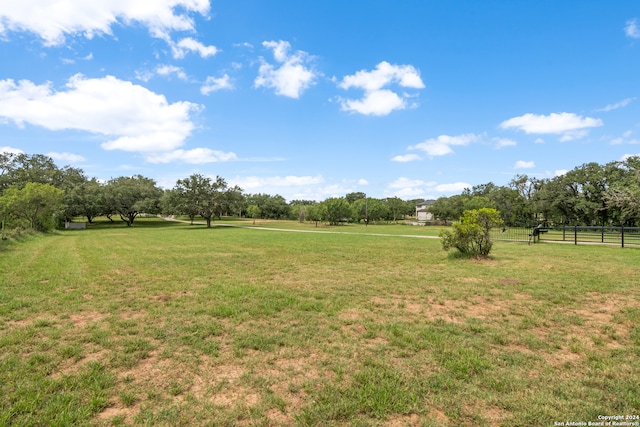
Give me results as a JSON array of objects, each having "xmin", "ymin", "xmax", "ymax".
[{"xmin": 161, "ymin": 217, "xmax": 440, "ymax": 239}]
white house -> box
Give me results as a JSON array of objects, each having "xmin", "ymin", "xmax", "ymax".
[{"xmin": 415, "ymin": 200, "xmax": 435, "ymax": 221}]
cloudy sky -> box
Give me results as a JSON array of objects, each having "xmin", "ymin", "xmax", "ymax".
[{"xmin": 1, "ymin": 1, "xmax": 639, "ymax": 201}]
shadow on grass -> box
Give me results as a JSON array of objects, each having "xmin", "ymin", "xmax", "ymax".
[{"xmin": 445, "ymin": 250, "xmax": 495, "ymax": 261}]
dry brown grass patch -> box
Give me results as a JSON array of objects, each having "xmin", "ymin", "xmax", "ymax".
[{"xmin": 69, "ymin": 311, "xmax": 104, "ymax": 327}]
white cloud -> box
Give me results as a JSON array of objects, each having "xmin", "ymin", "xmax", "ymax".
[
  {"xmin": 514, "ymin": 160, "xmax": 535, "ymax": 169},
  {"xmin": 136, "ymin": 64, "xmax": 192, "ymax": 82},
  {"xmin": 0, "ymin": 146, "xmax": 24, "ymax": 154},
  {"xmin": 201, "ymin": 74, "xmax": 233, "ymax": 95},
  {"xmin": 46, "ymin": 151, "xmax": 85, "ymax": 163},
  {"xmin": 145, "ymin": 148, "xmax": 237, "ymax": 164},
  {"xmin": 625, "ymin": 18, "xmax": 640, "ymax": 38},
  {"xmin": 170, "ymin": 37, "xmax": 218, "ymax": 59},
  {"xmin": 339, "ymin": 61, "xmax": 425, "ymax": 92},
  {"xmin": 0, "ymin": 74, "xmax": 204, "ymax": 159},
  {"xmin": 385, "ymin": 186, "xmax": 426, "ymax": 198},
  {"xmin": 233, "ymin": 175, "xmax": 325, "ymax": 190},
  {"xmin": 0, "ymin": 0, "xmax": 210, "ymax": 46},
  {"xmin": 558, "ymin": 129, "xmax": 589, "ymax": 142},
  {"xmin": 338, "ymin": 61, "xmax": 425, "ymax": 116},
  {"xmin": 230, "ymin": 174, "xmax": 339, "ymax": 201},
  {"xmin": 622, "ymin": 153, "xmax": 640, "ymax": 161},
  {"xmin": 156, "ymin": 65, "xmax": 188, "ymax": 80},
  {"xmin": 554, "ymin": 169, "xmax": 568, "ymax": 177},
  {"xmin": 409, "ymin": 133, "xmax": 481, "ymax": 157},
  {"xmin": 493, "ymin": 137, "xmax": 517, "ymax": 149},
  {"xmin": 358, "ymin": 179, "xmax": 369, "ymax": 185},
  {"xmin": 435, "ymin": 182, "xmax": 471, "ymax": 193},
  {"xmin": 534, "ymin": 138, "xmax": 545, "ymax": 144},
  {"xmin": 135, "ymin": 70, "xmax": 155, "ymax": 83},
  {"xmin": 384, "ymin": 177, "xmax": 451, "ymax": 198},
  {"xmin": 388, "ymin": 177, "xmax": 430, "ymax": 189},
  {"xmin": 391, "ymin": 153, "xmax": 421, "ymax": 162},
  {"xmin": 597, "ymin": 97, "xmax": 635, "ymax": 112},
  {"xmin": 500, "ymin": 112, "xmax": 602, "ymax": 140},
  {"xmin": 254, "ymin": 40, "xmax": 317, "ymax": 99},
  {"xmin": 610, "ymin": 130, "xmax": 640, "ymax": 145},
  {"xmin": 339, "ymin": 89, "xmax": 406, "ymax": 116}
]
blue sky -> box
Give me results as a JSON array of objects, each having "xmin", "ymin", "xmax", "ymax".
[{"xmin": 1, "ymin": 1, "xmax": 639, "ymax": 201}]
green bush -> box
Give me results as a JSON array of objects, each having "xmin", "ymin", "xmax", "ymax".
[{"xmin": 440, "ymin": 208, "xmax": 503, "ymax": 257}]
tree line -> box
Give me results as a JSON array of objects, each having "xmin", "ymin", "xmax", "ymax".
[
  {"xmin": 3, "ymin": 151, "xmax": 638, "ymax": 234},
  {"xmin": 0, "ymin": 152, "xmax": 419, "ymax": 234},
  {"xmin": 428, "ymin": 156, "xmax": 640, "ymax": 227}
]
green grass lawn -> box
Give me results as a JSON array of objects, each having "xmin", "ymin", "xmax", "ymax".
[{"xmin": 1, "ymin": 218, "xmax": 639, "ymax": 426}]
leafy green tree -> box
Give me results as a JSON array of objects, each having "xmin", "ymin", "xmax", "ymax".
[
  {"xmin": 385, "ymin": 197, "xmax": 406, "ymax": 223},
  {"xmin": 351, "ymin": 198, "xmax": 367, "ymax": 223},
  {"xmin": 440, "ymin": 208, "xmax": 504, "ymax": 257},
  {"xmin": 322, "ymin": 197, "xmax": 352, "ymax": 225},
  {"xmin": 60, "ymin": 177, "xmax": 105, "ymax": 224},
  {"xmin": 0, "ymin": 183, "xmax": 64, "ymax": 231},
  {"xmin": 604, "ymin": 186, "xmax": 640, "ymax": 226},
  {"xmin": 246, "ymin": 194, "xmax": 289, "ymax": 219},
  {"xmin": 289, "ymin": 200, "xmax": 315, "ymax": 221},
  {"xmin": 194, "ymin": 176, "xmax": 243, "ymax": 228},
  {"xmin": 603, "ymin": 156, "xmax": 640, "ymax": 226},
  {"xmin": 170, "ymin": 174, "xmax": 210, "ymax": 224},
  {"xmin": 366, "ymin": 198, "xmax": 389, "ymax": 223},
  {"xmin": 487, "ymin": 186, "xmax": 529, "ymax": 225},
  {"xmin": 306, "ymin": 202, "xmax": 326, "ymax": 227},
  {"xmin": 247, "ymin": 205, "xmax": 261, "ymax": 224},
  {"xmin": 462, "ymin": 195, "xmax": 495, "ymax": 211},
  {"xmin": 104, "ymin": 175, "xmax": 162, "ymax": 226},
  {"xmin": 345, "ymin": 192, "xmax": 366, "ymax": 204},
  {"xmin": 429, "ymin": 196, "xmax": 459, "ymax": 225},
  {"xmin": 1, "ymin": 153, "xmax": 62, "ymax": 190}
]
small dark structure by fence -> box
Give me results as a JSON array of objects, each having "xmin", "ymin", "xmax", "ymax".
[{"xmin": 490, "ymin": 221, "xmax": 640, "ymax": 248}]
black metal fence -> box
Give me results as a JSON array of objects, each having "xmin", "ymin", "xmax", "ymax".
[{"xmin": 490, "ymin": 221, "xmax": 640, "ymax": 248}]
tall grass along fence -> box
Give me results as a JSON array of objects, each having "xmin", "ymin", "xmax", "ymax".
[{"xmin": 491, "ymin": 221, "xmax": 640, "ymax": 248}]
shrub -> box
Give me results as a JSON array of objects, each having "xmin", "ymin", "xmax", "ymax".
[{"xmin": 440, "ymin": 208, "xmax": 503, "ymax": 257}]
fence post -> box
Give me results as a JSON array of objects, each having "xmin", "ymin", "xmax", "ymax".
[
  {"xmin": 563, "ymin": 224, "xmax": 566, "ymax": 241},
  {"xmin": 601, "ymin": 224, "xmax": 604, "ymax": 243},
  {"xmin": 621, "ymin": 224, "xmax": 625, "ymax": 248},
  {"xmin": 574, "ymin": 225, "xmax": 578, "ymax": 245}
]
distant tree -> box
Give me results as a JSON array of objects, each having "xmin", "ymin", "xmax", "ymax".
[
  {"xmin": 487, "ymin": 186, "xmax": 529, "ymax": 225},
  {"xmin": 0, "ymin": 183, "xmax": 64, "ymax": 231},
  {"xmin": 289, "ymin": 200, "xmax": 315, "ymax": 221},
  {"xmin": 509, "ymin": 174, "xmax": 539, "ymax": 202},
  {"xmin": 345, "ymin": 192, "xmax": 366, "ymax": 204},
  {"xmin": 104, "ymin": 175, "xmax": 162, "ymax": 226},
  {"xmin": 351, "ymin": 198, "xmax": 367, "ymax": 223},
  {"xmin": 1, "ymin": 153, "xmax": 62, "ymax": 189},
  {"xmin": 366, "ymin": 198, "xmax": 389, "ymax": 223},
  {"xmin": 604, "ymin": 186, "xmax": 640, "ymax": 226},
  {"xmin": 385, "ymin": 197, "xmax": 405, "ymax": 223},
  {"xmin": 463, "ymin": 195, "xmax": 495, "ymax": 211},
  {"xmin": 0, "ymin": 152, "xmax": 19, "ymax": 192},
  {"xmin": 246, "ymin": 194, "xmax": 289, "ymax": 219},
  {"xmin": 440, "ymin": 208, "xmax": 504, "ymax": 257},
  {"xmin": 428, "ymin": 197, "xmax": 456, "ymax": 224},
  {"xmin": 247, "ymin": 205, "xmax": 261, "ymax": 224},
  {"xmin": 61, "ymin": 177, "xmax": 105, "ymax": 224},
  {"xmin": 322, "ymin": 197, "xmax": 352, "ymax": 225},
  {"xmin": 306, "ymin": 203, "xmax": 326, "ymax": 227},
  {"xmin": 171, "ymin": 174, "xmax": 210, "ymax": 224},
  {"xmin": 195, "ymin": 176, "xmax": 243, "ymax": 228},
  {"xmin": 290, "ymin": 204, "xmax": 306, "ymax": 222}
]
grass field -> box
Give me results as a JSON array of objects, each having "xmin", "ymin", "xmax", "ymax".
[{"xmin": 1, "ymin": 218, "xmax": 639, "ymax": 426}]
